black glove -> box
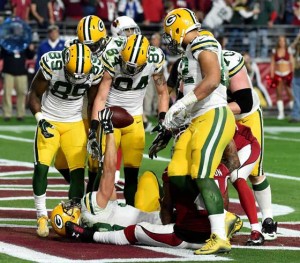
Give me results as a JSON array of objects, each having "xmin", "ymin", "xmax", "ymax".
[
  {"xmin": 98, "ymin": 108, "xmax": 114, "ymax": 134},
  {"xmin": 38, "ymin": 119, "xmax": 54, "ymax": 138},
  {"xmin": 87, "ymin": 129, "xmax": 100, "ymax": 160},
  {"xmin": 148, "ymin": 122, "xmax": 172, "ymax": 159}
]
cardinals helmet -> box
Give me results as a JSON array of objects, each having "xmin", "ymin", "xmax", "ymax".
[
  {"xmin": 111, "ymin": 16, "xmax": 141, "ymax": 37},
  {"xmin": 50, "ymin": 199, "xmax": 81, "ymax": 236}
]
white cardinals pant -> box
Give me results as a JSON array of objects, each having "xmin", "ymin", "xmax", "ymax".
[{"xmin": 93, "ymin": 222, "xmax": 201, "ymax": 249}]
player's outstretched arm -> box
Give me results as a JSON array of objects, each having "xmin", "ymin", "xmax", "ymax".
[{"xmin": 96, "ymin": 108, "xmax": 117, "ymax": 208}]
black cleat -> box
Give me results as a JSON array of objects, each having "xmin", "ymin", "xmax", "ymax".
[
  {"xmin": 65, "ymin": 221, "xmax": 95, "ymax": 242},
  {"xmin": 246, "ymin": 230, "xmax": 265, "ymax": 246},
  {"xmin": 262, "ymin": 218, "xmax": 278, "ymax": 240}
]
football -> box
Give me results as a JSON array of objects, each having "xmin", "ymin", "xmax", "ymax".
[{"xmin": 109, "ymin": 106, "xmax": 134, "ymax": 128}]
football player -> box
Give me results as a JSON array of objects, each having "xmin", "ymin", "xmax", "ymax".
[
  {"xmin": 110, "ymin": 15, "xmax": 141, "ymax": 37},
  {"xmin": 89, "ymin": 34, "xmax": 169, "ymax": 206},
  {"xmin": 51, "ymin": 108, "xmax": 162, "ymax": 236},
  {"xmin": 222, "ymin": 48, "xmax": 278, "ymax": 241},
  {"xmin": 27, "ymin": 43, "xmax": 104, "ymax": 237},
  {"xmin": 161, "ymin": 8, "xmax": 236, "ymax": 255},
  {"xmin": 54, "ymin": 15, "xmax": 130, "ymax": 192}
]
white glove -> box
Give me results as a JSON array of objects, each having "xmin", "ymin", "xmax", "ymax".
[{"xmin": 163, "ymin": 100, "xmax": 186, "ymax": 129}]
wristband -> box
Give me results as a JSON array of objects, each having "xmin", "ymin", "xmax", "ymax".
[
  {"xmin": 35, "ymin": 112, "xmax": 44, "ymax": 123},
  {"xmin": 91, "ymin": 119, "xmax": 100, "ymax": 130},
  {"xmin": 158, "ymin": 112, "xmax": 166, "ymax": 121},
  {"xmin": 180, "ymin": 91, "xmax": 198, "ymax": 107}
]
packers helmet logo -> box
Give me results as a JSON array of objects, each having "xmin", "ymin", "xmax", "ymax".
[
  {"xmin": 165, "ymin": 14, "xmax": 177, "ymax": 27},
  {"xmin": 54, "ymin": 214, "xmax": 63, "ymax": 229},
  {"xmin": 98, "ymin": 21, "xmax": 104, "ymax": 32},
  {"xmin": 64, "ymin": 49, "xmax": 70, "ymax": 64}
]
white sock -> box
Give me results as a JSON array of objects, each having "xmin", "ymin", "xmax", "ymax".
[
  {"xmin": 34, "ymin": 193, "xmax": 47, "ymax": 218},
  {"xmin": 253, "ymin": 185, "xmax": 273, "ymax": 221},
  {"xmin": 93, "ymin": 230, "xmax": 130, "ymax": 245},
  {"xmin": 208, "ymin": 213, "xmax": 226, "ymax": 240},
  {"xmin": 250, "ymin": 223, "xmax": 261, "ymax": 233}
]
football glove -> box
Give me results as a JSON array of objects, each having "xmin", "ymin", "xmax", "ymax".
[
  {"xmin": 87, "ymin": 129, "xmax": 100, "ymax": 160},
  {"xmin": 148, "ymin": 122, "xmax": 172, "ymax": 159},
  {"xmin": 163, "ymin": 100, "xmax": 186, "ymax": 129},
  {"xmin": 38, "ymin": 119, "xmax": 54, "ymax": 138},
  {"xmin": 98, "ymin": 108, "xmax": 114, "ymax": 134}
]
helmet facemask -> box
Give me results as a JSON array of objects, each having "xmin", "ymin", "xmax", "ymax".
[
  {"xmin": 121, "ymin": 59, "xmax": 146, "ymax": 76},
  {"xmin": 85, "ymin": 37, "xmax": 108, "ymax": 57},
  {"xmin": 163, "ymin": 32, "xmax": 184, "ymax": 55}
]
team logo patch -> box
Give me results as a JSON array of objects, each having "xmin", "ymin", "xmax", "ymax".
[
  {"xmin": 165, "ymin": 14, "xmax": 177, "ymax": 27},
  {"xmin": 54, "ymin": 214, "xmax": 63, "ymax": 229}
]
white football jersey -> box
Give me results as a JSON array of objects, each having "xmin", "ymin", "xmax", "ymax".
[
  {"xmin": 39, "ymin": 50, "xmax": 104, "ymax": 122},
  {"xmin": 179, "ymin": 35, "xmax": 228, "ymax": 118},
  {"xmin": 101, "ymin": 45, "xmax": 165, "ymax": 116},
  {"xmin": 80, "ymin": 192, "xmax": 161, "ymax": 231},
  {"xmin": 222, "ymin": 50, "xmax": 260, "ymax": 120},
  {"xmin": 81, "ymin": 36, "xmax": 127, "ymax": 119}
]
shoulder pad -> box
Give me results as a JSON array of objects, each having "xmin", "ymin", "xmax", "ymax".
[
  {"xmin": 148, "ymin": 46, "xmax": 165, "ymax": 72},
  {"xmin": 101, "ymin": 49, "xmax": 119, "ymax": 76},
  {"xmin": 222, "ymin": 50, "xmax": 244, "ymax": 78},
  {"xmin": 190, "ymin": 35, "xmax": 219, "ymax": 55},
  {"xmin": 91, "ymin": 55, "xmax": 104, "ymax": 83},
  {"xmin": 39, "ymin": 51, "xmax": 63, "ymax": 80}
]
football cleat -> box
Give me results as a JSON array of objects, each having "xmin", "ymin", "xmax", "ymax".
[
  {"xmin": 225, "ymin": 211, "xmax": 243, "ymax": 239},
  {"xmin": 37, "ymin": 215, "xmax": 49, "ymax": 237},
  {"xmin": 194, "ymin": 233, "xmax": 231, "ymax": 255},
  {"xmin": 246, "ymin": 230, "xmax": 265, "ymax": 246},
  {"xmin": 65, "ymin": 221, "xmax": 95, "ymax": 242},
  {"xmin": 262, "ymin": 218, "xmax": 278, "ymax": 240}
]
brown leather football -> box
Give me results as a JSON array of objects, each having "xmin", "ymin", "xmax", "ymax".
[{"xmin": 109, "ymin": 106, "xmax": 134, "ymax": 128}]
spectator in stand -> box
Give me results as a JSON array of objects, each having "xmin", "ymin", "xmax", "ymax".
[
  {"xmin": 293, "ymin": 0, "xmax": 300, "ymax": 30},
  {"xmin": 270, "ymin": 35, "xmax": 294, "ymax": 120},
  {"xmin": 289, "ymin": 34, "xmax": 300, "ymax": 123},
  {"xmin": 52, "ymin": 0, "xmax": 65, "ymax": 22},
  {"xmin": 96, "ymin": 0, "xmax": 117, "ymax": 22},
  {"xmin": 62, "ymin": 0, "xmax": 84, "ymax": 21},
  {"xmin": 202, "ymin": 0, "xmax": 234, "ymax": 31},
  {"xmin": 30, "ymin": 0, "xmax": 55, "ymax": 30},
  {"xmin": 117, "ymin": 0, "xmax": 144, "ymax": 23},
  {"xmin": 284, "ymin": 0, "xmax": 295, "ymax": 24},
  {"xmin": 34, "ymin": 24, "xmax": 65, "ymax": 72},
  {"xmin": 0, "ymin": 41, "xmax": 35, "ymax": 121},
  {"xmin": 272, "ymin": 0, "xmax": 285, "ymax": 24},
  {"xmin": 226, "ymin": 0, "xmax": 260, "ymax": 52},
  {"xmin": 83, "ymin": 0, "xmax": 97, "ymax": 16},
  {"xmin": 11, "ymin": 0, "xmax": 31, "ymax": 22},
  {"xmin": 195, "ymin": 0, "xmax": 212, "ymax": 22},
  {"xmin": 142, "ymin": 0, "xmax": 164, "ymax": 25},
  {"xmin": 247, "ymin": 0, "xmax": 277, "ymax": 59}
]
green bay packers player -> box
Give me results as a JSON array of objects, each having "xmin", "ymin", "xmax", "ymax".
[
  {"xmin": 162, "ymin": 8, "xmax": 236, "ymax": 255},
  {"xmin": 54, "ymin": 15, "xmax": 129, "ymax": 192},
  {"xmin": 90, "ymin": 34, "xmax": 169, "ymax": 206},
  {"xmin": 28, "ymin": 43, "xmax": 103, "ymax": 237},
  {"xmin": 222, "ymin": 49, "xmax": 277, "ymax": 241}
]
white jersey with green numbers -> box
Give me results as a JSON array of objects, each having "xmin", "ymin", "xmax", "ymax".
[
  {"xmin": 81, "ymin": 36, "xmax": 126, "ymax": 119},
  {"xmin": 80, "ymin": 192, "xmax": 161, "ymax": 231},
  {"xmin": 101, "ymin": 45, "xmax": 165, "ymax": 116},
  {"xmin": 39, "ymin": 50, "xmax": 104, "ymax": 122},
  {"xmin": 222, "ymin": 50, "xmax": 260, "ymax": 120},
  {"xmin": 179, "ymin": 35, "xmax": 228, "ymax": 118}
]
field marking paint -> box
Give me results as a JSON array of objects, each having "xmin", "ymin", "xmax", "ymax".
[{"xmin": 0, "ymin": 241, "xmax": 231, "ymax": 262}]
